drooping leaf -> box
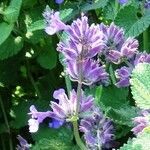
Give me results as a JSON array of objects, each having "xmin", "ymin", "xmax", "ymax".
[
  {"xmin": 3, "ymin": 0, "xmax": 22, "ymax": 23},
  {"xmin": 130, "ymin": 63, "xmax": 150, "ymax": 109},
  {"xmin": 0, "ymin": 36, "xmax": 23, "ymax": 60},
  {"xmin": 0, "ymin": 22, "xmax": 14, "ymax": 45}
]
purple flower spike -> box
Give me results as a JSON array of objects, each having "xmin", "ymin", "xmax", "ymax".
[
  {"xmin": 16, "ymin": 135, "xmax": 30, "ymax": 150},
  {"xmin": 132, "ymin": 110, "xmax": 150, "ymax": 135},
  {"xmin": 50, "ymin": 89, "xmax": 94, "ymax": 121},
  {"xmin": 100, "ymin": 23, "xmax": 138, "ymax": 64},
  {"xmin": 55, "ymin": 0, "xmax": 64, "ymax": 4},
  {"xmin": 28, "ymin": 105, "xmax": 51, "ymax": 133},
  {"xmin": 80, "ymin": 108, "xmax": 115, "ymax": 149},
  {"xmin": 43, "ymin": 6, "xmax": 67, "ymax": 35},
  {"xmin": 118, "ymin": 0, "xmax": 128, "ymax": 4},
  {"xmin": 66, "ymin": 59, "xmax": 109, "ymax": 85},
  {"xmin": 115, "ymin": 66, "xmax": 132, "ymax": 87},
  {"xmin": 57, "ymin": 15, "xmax": 105, "ymax": 60}
]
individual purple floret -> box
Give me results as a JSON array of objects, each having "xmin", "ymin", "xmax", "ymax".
[
  {"xmin": 134, "ymin": 52, "xmax": 150, "ymax": 65},
  {"xmin": 80, "ymin": 108, "xmax": 115, "ymax": 149},
  {"xmin": 99, "ymin": 23, "xmax": 138, "ymax": 64},
  {"xmin": 49, "ymin": 118, "xmax": 64, "ymax": 128},
  {"xmin": 57, "ymin": 15, "xmax": 105, "ymax": 60},
  {"xmin": 50, "ymin": 88, "xmax": 94, "ymax": 121},
  {"xmin": 115, "ymin": 66, "xmax": 132, "ymax": 88},
  {"xmin": 55, "ymin": 0, "xmax": 64, "ymax": 4},
  {"xmin": 28, "ymin": 105, "xmax": 51, "ymax": 132},
  {"xmin": 43, "ymin": 6, "xmax": 67, "ymax": 35},
  {"xmin": 16, "ymin": 135, "xmax": 30, "ymax": 150},
  {"xmin": 66, "ymin": 59, "xmax": 109, "ymax": 85},
  {"xmin": 132, "ymin": 110, "xmax": 150, "ymax": 135},
  {"xmin": 144, "ymin": 0, "xmax": 150, "ymax": 9},
  {"xmin": 118, "ymin": 0, "xmax": 128, "ymax": 4}
]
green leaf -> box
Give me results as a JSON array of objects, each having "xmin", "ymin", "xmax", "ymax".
[
  {"xmin": 81, "ymin": 0, "xmax": 109, "ymax": 11},
  {"xmin": 106, "ymin": 105, "xmax": 138, "ymax": 127},
  {"xmin": 115, "ymin": 5, "xmax": 150, "ymax": 37},
  {"xmin": 10, "ymin": 100, "xmax": 31, "ymax": 128},
  {"xmin": 96, "ymin": 85, "xmax": 138, "ymax": 126},
  {"xmin": 32, "ymin": 138, "xmax": 74, "ymax": 150},
  {"xmin": 27, "ymin": 20, "xmax": 45, "ymax": 32},
  {"xmin": 0, "ymin": 36, "xmax": 23, "ymax": 60},
  {"xmin": 119, "ymin": 132, "xmax": 150, "ymax": 150},
  {"xmin": 98, "ymin": 85, "xmax": 129, "ymax": 109},
  {"xmin": 115, "ymin": 5, "xmax": 138, "ymax": 33},
  {"xmin": 126, "ymin": 13, "xmax": 150, "ymax": 37},
  {"xmin": 32, "ymin": 125, "xmax": 74, "ymax": 150},
  {"xmin": 103, "ymin": 1, "xmax": 116, "ymax": 21},
  {"xmin": 37, "ymin": 44, "xmax": 57, "ymax": 70},
  {"xmin": 0, "ymin": 22, "xmax": 14, "ymax": 45},
  {"xmin": 130, "ymin": 63, "xmax": 150, "ymax": 109},
  {"xmin": 3, "ymin": 0, "xmax": 22, "ymax": 23}
]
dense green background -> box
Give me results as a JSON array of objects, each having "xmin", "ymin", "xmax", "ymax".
[{"xmin": 0, "ymin": 0, "xmax": 150, "ymax": 149}]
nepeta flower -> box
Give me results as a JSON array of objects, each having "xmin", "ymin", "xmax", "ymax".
[
  {"xmin": 132, "ymin": 110, "xmax": 150, "ymax": 135},
  {"xmin": 80, "ymin": 108, "xmax": 115, "ymax": 149},
  {"xmin": 28, "ymin": 105, "xmax": 51, "ymax": 132},
  {"xmin": 16, "ymin": 135, "xmax": 30, "ymax": 150},
  {"xmin": 49, "ymin": 118, "xmax": 64, "ymax": 128},
  {"xmin": 50, "ymin": 89, "xmax": 94, "ymax": 121},
  {"xmin": 115, "ymin": 66, "xmax": 132, "ymax": 87},
  {"xmin": 100, "ymin": 23, "xmax": 138, "ymax": 64},
  {"xmin": 144, "ymin": 0, "xmax": 150, "ymax": 9},
  {"xmin": 118, "ymin": 0, "xmax": 128, "ymax": 4},
  {"xmin": 134, "ymin": 52, "xmax": 150, "ymax": 65},
  {"xmin": 66, "ymin": 59, "xmax": 109, "ymax": 85},
  {"xmin": 57, "ymin": 15, "xmax": 105, "ymax": 60},
  {"xmin": 55, "ymin": 0, "xmax": 64, "ymax": 4},
  {"xmin": 43, "ymin": 6, "xmax": 67, "ymax": 35}
]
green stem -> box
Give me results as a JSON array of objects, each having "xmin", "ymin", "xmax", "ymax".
[
  {"xmin": 64, "ymin": 74, "xmax": 72, "ymax": 97},
  {"xmin": 115, "ymin": 0, "xmax": 119, "ymax": 17},
  {"xmin": 73, "ymin": 121, "xmax": 87, "ymax": 150},
  {"xmin": 0, "ymin": 95, "xmax": 13, "ymax": 150},
  {"xmin": 109, "ymin": 65, "xmax": 116, "ymax": 85},
  {"xmin": 143, "ymin": 29, "xmax": 149, "ymax": 52},
  {"xmin": 26, "ymin": 61, "xmax": 42, "ymax": 99},
  {"xmin": 1, "ymin": 135, "xmax": 6, "ymax": 150},
  {"xmin": 76, "ymin": 82, "xmax": 82, "ymax": 114}
]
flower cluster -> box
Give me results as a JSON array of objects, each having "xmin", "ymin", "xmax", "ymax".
[
  {"xmin": 99, "ymin": 23, "xmax": 139, "ymax": 64},
  {"xmin": 80, "ymin": 108, "xmax": 115, "ymax": 149},
  {"xmin": 132, "ymin": 110, "xmax": 150, "ymax": 135},
  {"xmin": 26, "ymin": 6, "xmax": 150, "ymax": 149}
]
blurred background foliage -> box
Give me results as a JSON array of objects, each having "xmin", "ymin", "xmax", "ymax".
[{"xmin": 0, "ymin": 0, "xmax": 150, "ymax": 149}]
